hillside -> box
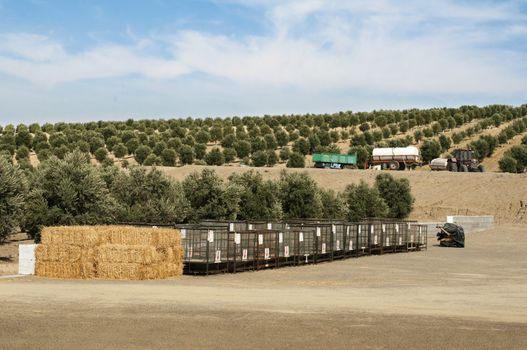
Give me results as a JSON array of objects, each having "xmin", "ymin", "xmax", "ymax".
[{"xmin": 157, "ymin": 165, "xmax": 527, "ymax": 224}]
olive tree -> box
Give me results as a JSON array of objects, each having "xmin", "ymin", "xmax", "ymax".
[{"xmin": 0, "ymin": 156, "xmax": 27, "ymax": 242}]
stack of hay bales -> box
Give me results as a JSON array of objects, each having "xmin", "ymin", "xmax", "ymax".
[{"xmin": 35, "ymin": 226, "xmax": 183, "ymax": 280}]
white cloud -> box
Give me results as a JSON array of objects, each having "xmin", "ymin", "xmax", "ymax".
[{"xmin": 0, "ymin": 0, "xmax": 525, "ymax": 98}]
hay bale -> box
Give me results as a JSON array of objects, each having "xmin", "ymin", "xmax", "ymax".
[
  {"xmin": 35, "ymin": 261, "xmax": 82, "ymax": 279},
  {"xmin": 35, "ymin": 244, "xmax": 82, "ymax": 262},
  {"xmin": 97, "ymin": 262, "xmax": 144, "ymax": 280},
  {"xmin": 36, "ymin": 225, "xmax": 184, "ymax": 280},
  {"xmin": 41, "ymin": 226, "xmax": 103, "ymax": 247},
  {"xmin": 97, "ymin": 244, "xmax": 160, "ymax": 265}
]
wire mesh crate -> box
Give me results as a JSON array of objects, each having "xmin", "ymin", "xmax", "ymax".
[{"xmin": 177, "ymin": 225, "xmax": 230, "ymax": 275}]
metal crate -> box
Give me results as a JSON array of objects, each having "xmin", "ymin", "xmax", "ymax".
[{"xmin": 177, "ymin": 225, "xmax": 230, "ymax": 275}]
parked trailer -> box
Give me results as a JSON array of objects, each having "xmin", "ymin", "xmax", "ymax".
[
  {"xmin": 312, "ymin": 153, "xmax": 357, "ymax": 169},
  {"xmin": 368, "ymin": 146, "xmax": 421, "ymax": 170}
]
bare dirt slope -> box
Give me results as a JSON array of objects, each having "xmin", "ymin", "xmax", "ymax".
[
  {"xmin": 1, "ymin": 225, "xmax": 526, "ymax": 349},
  {"xmin": 157, "ymin": 165, "xmax": 527, "ymax": 223}
]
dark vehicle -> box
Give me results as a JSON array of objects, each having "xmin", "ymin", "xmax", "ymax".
[
  {"xmin": 447, "ymin": 148, "xmax": 485, "ymax": 172},
  {"xmin": 436, "ymin": 223, "xmax": 465, "ymax": 248}
]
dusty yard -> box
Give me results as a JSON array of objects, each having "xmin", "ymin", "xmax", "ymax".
[{"xmin": 1, "ymin": 224, "xmax": 526, "ymax": 349}]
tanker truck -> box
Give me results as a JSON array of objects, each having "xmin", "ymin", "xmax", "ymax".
[{"xmin": 367, "ymin": 146, "xmax": 421, "ymax": 170}]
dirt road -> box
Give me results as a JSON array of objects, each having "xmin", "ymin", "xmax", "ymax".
[{"xmin": 1, "ymin": 225, "xmax": 526, "ymax": 349}]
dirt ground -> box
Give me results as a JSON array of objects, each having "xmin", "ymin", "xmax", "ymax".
[
  {"xmin": 157, "ymin": 165, "xmax": 527, "ymax": 223},
  {"xmin": 1, "ymin": 224, "xmax": 526, "ymax": 349}
]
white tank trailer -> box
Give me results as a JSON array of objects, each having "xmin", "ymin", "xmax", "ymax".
[
  {"xmin": 430, "ymin": 158, "xmax": 449, "ymax": 171},
  {"xmin": 369, "ymin": 146, "xmax": 421, "ymax": 170}
]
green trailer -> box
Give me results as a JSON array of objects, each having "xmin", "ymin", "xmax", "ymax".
[{"xmin": 312, "ymin": 153, "xmax": 357, "ymax": 169}]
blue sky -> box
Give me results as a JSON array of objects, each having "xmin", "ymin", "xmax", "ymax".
[{"xmin": 0, "ymin": 0, "xmax": 526, "ymax": 124}]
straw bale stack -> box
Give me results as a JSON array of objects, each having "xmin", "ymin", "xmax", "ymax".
[{"xmin": 35, "ymin": 225, "xmax": 184, "ymax": 280}]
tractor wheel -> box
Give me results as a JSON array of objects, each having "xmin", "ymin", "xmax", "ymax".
[
  {"xmin": 478, "ymin": 165, "xmax": 485, "ymax": 172},
  {"xmin": 460, "ymin": 164, "xmax": 468, "ymax": 172},
  {"xmin": 448, "ymin": 163, "xmax": 458, "ymax": 172},
  {"xmin": 399, "ymin": 162, "xmax": 406, "ymax": 171},
  {"xmin": 388, "ymin": 161, "xmax": 399, "ymax": 170}
]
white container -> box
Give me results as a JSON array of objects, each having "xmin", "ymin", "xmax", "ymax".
[
  {"xmin": 372, "ymin": 147, "xmax": 420, "ymax": 161},
  {"xmin": 430, "ymin": 158, "xmax": 448, "ymax": 170},
  {"xmin": 18, "ymin": 244, "xmax": 37, "ymax": 275}
]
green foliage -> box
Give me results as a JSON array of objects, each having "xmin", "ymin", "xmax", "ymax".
[
  {"xmin": 113, "ymin": 143, "xmax": 128, "ymax": 158},
  {"xmin": 134, "ymin": 145, "xmax": 152, "ymax": 165},
  {"xmin": 319, "ymin": 189, "xmax": 346, "ymax": 220},
  {"xmin": 343, "ymin": 181, "xmax": 388, "ymax": 222},
  {"xmin": 500, "ymin": 145, "xmax": 527, "ymax": 173},
  {"xmin": 499, "ymin": 156, "xmax": 518, "ymax": 173},
  {"xmin": 279, "ymin": 171, "xmax": 322, "ymax": 219},
  {"xmin": 286, "ymin": 152, "xmax": 305, "ymax": 168},
  {"xmin": 205, "ymin": 148, "xmax": 225, "ymax": 166},
  {"xmin": 143, "ymin": 153, "xmax": 161, "ymax": 166},
  {"xmin": 161, "ymin": 148, "xmax": 177, "ymax": 166},
  {"xmin": 223, "ymin": 148, "xmax": 237, "ymax": 163},
  {"xmin": 0, "ymin": 157, "xmax": 27, "ymax": 242},
  {"xmin": 438, "ymin": 135, "xmax": 451, "ymax": 152},
  {"xmin": 179, "ymin": 145, "xmax": 195, "ymax": 165},
  {"xmin": 16, "ymin": 146, "xmax": 30, "ymax": 160},
  {"xmin": 182, "ymin": 169, "xmax": 241, "ymax": 221},
  {"xmin": 194, "ymin": 143, "xmax": 207, "ymax": 160},
  {"xmin": 22, "ymin": 151, "xmax": 117, "ymax": 240},
  {"xmin": 279, "ymin": 147, "xmax": 291, "ymax": 161},
  {"xmin": 420, "ymin": 140, "xmax": 442, "ymax": 163},
  {"xmin": 375, "ymin": 173, "xmax": 414, "ymax": 219},
  {"xmin": 266, "ymin": 150, "xmax": 278, "ymax": 166},
  {"xmin": 110, "ymin": 167, "xmax": 190, "ymax": 223},
  {"xmin": 228, "ymin": 171, "xmax": 282, "ymax": 220},
  {"xmin": 251, "ymin": 150, "xmax": 268, "ymax": 167},
  {"xmin": 94, "ymin": 147, "xmax": 108, "ymax": 163}
]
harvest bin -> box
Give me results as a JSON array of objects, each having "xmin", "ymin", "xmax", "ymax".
[{"xmin": 128, "ymin": 219, "xmax": 428, "ymax": 276}]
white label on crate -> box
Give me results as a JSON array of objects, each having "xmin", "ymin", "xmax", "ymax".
[
  {"xmin": 374, "ymin": 235, "xmax": 378, "ymax": 245},
  {"xmin": 267, "ymin": 222, "xmax": 272, "ymax": 230},
  {"xmin": 215, "ymin": 250, "xmax": 221, "ymax": 263},
  {"xmin": 386, "ymin": 237, "xmax": 390, "ymax": 246},
  {"xmin": 331, "ymin": 224, "xmax": 336, "ymax": 234},
  {"xmin": 382, "ymin": 224, "xmax": 386, "ymax": 233},
  {"xmin": 305, "ymin": 254, "xmax": 309, "ymax": 263},
  {"xmin": 248, "ymin": 224, "xmax": 254, "ymax": 230},
  {"xmin": 398, "ymin": 236, "xmax": 402, "ymax": 245},
  {"xmin": 316, "ymin": 227, "xmax": 321, "ymax": 237},
  {"xmin": 299, "ymin": 232, "xmax": 304, "ymax": 242},
  {"xmin": 346, "ymin": 226, "xmax": 350, "ymax": 236},
  {"xmin": 264, "ymin": 248, "xmax": 270, "ymax": 260},
  {"xmin": 419, "ymin": 227, "xmax": 422, "ymax": 234},
  {"xmin": 371, "ymin": 226, "xmax": 375, "ymax": 234},
  {"xmin": 284, "ymin": 246, "xmax": 290, "ymax": 258},
  {"xmin": 234, "ymin": 233, "xmax": 241, "ymax": 245},
  {"xmin": 181, "ymin": 229, "xmax": 187, "ymax": 238},
  {"xmin": 349, "ymin": 240, "xmax": 353, "ymax": 250},
  {"xmin": 187, "ymin": 247, "xmax": 193, "ymax": 258},
  {"xmin": 408, "ymin": 223, "xmax": 411, "ymax": 229},
  {"xmin": 207, "ymin": 230, "xmax": 214, "ymax": 242},
  {"xmin": 258, "ymin": 234, "xmax": 264, "ymax": 245},
  {"xmin": 286, "ymin": 223, "xmax": 290, "ymax": 230},
  {"xmin": 279, "ymin": 232, "xmax": 283, "ymax": 244},
  {"xmin": 322, "ymin": 243, "xmax": 326, "ymax": 254},
  {"xmin": 229, "ymin": 223, "xmax": 235, "ymax": 232},
  {"xmin": 336, "ymin": 240, "xmax": 340, "ymax": 251},
  {"xmin": 411, "ymin": 234, "xmax": 414, "ymax": 242},
  {"xmin": 358, "ymin": 226, "xmax": 361, "ymax": 234},
  {"xmin": 395, "ymin": 224, "xmax": 399, "ymax": 233},
  {"xmin": 242, "ymin": 249, "xmax": 248, "ymax": 261}
]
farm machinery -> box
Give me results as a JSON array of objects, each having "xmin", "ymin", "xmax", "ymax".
[{"xmin": 430, "ymin": 149, "xmax": 485, "ymax": 172}]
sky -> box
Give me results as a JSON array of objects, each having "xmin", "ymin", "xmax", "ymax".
[{"xmin": 0, "ymin": 0, "xmax": 526, "ymax": 124}]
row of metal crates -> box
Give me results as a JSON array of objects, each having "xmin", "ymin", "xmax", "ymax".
[{"xmin": 175, "ymin": 219, "xmax": 428, "ymax": 275}]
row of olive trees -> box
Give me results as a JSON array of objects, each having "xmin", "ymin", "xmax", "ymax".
[
  {"xmin": 499, "ymin": 135, "xmax": 527, "ymax": 173},
  {"xmin": 1, "ymin": 105, "xmax": 525, "ymax": 169},
  {"xmin": 0, "ymin": 151, "xmax": 415, "ymax": 242}
]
